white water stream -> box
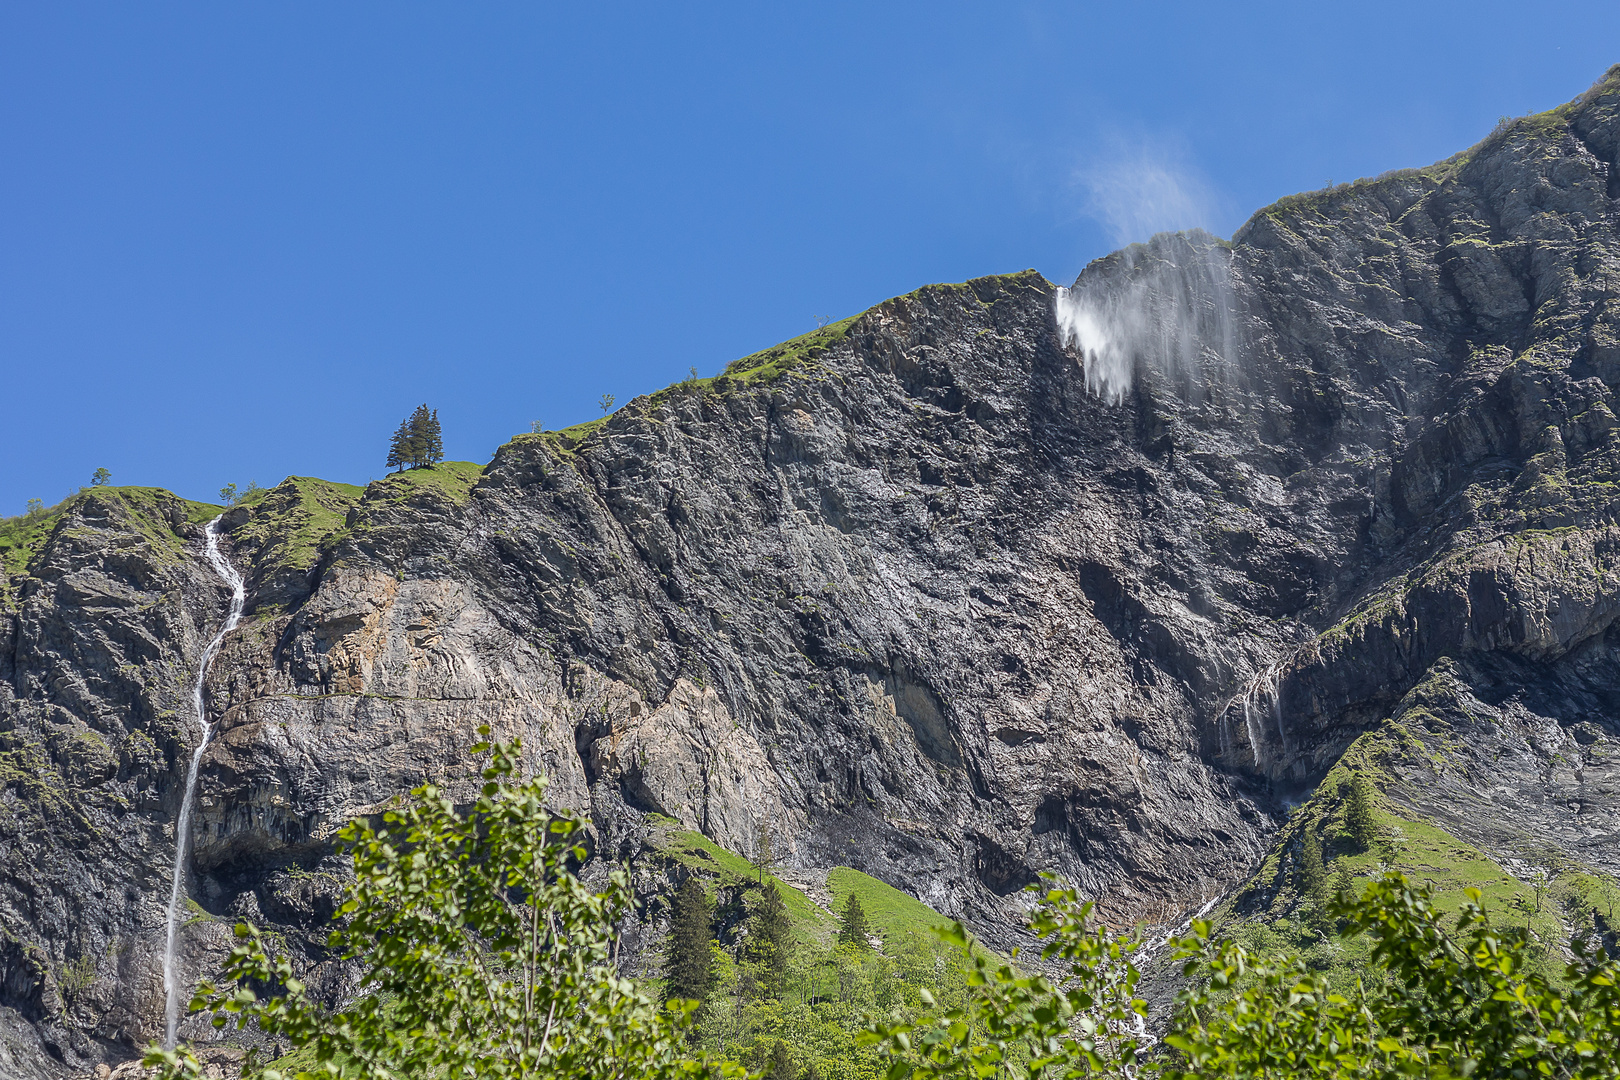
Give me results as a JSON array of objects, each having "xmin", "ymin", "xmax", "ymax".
[{"xmin": 163, "ymin": 517, "xmax": 246, "ymax": 1048}]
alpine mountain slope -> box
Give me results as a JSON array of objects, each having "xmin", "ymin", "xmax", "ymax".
[{"xmin": 5, "ymin": 67, "xmax": 1620, "ymax": 1077}]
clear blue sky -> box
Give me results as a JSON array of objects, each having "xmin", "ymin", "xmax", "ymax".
[{"xmin": 2, "ymin": 3, "xmax": 1615, "ymax": 515}]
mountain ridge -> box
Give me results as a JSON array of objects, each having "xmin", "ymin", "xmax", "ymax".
[{"xmin": 5, "ymin": 65, "xmax": 1620, "ymax": 1076}]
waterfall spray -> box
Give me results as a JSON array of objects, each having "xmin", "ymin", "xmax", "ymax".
[
  {"xmin": 1055, "ymin": 230, "xmax": 1237, "ymax": 404},
  {"xmin": 163, "ymin": 517, "xmax": 245, "ymax": 1049}
]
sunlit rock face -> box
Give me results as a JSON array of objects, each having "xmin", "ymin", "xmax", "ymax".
[{"xmin": 7, "ymin": 69, "xmax": 1620, "ymax": 1076}]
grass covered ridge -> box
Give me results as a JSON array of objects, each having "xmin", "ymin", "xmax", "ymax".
[
  {"xmin": 0, "ymin": 487, "xmax": 221, "ymax": 609},
  {"xmin": 368, "ymin": 460, "xmax": 484, "ymax": 504},
  {"xmin": 228, "ymin": 476, "xmax": 366, "ymax": 585},
  {"xmin": 720, "ymin": 313, "xmax": 861, "ymax": 386}
]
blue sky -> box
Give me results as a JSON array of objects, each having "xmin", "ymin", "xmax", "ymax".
[{"xmin": 2, "ymin": 2, "xmax": 1615, "ymax": 514}]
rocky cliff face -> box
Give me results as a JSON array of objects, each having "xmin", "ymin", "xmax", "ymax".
[{"xmin": 6, "ymin": 67, "xmax": 1620, "ymax": 1076}]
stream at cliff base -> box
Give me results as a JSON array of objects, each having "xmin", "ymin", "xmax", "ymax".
[{"xmin": 163, "ymin": 516, "xmax": 246, "ymax": 1049}]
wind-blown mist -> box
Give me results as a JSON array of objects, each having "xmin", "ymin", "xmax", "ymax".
[{"xmin": 1056, "ymin": 146, "xmax": 1238, "ymax": 403}]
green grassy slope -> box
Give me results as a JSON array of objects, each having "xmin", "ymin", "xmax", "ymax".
[
  {"xmin": 228, "ymin": 476, "xmax": 365, "ymax": 587},
  {"xmin": 654, "ymin": 822, "xmax": 834, "ymax": 943},
  {"xmin": 646, "ymin": 821, "xmax": 974, "ymax": 957},
  {"xmin": 1210, "ymin": 721, "xmax": 1620, "ymax": 990},
  {"xmin": 826, "ymin": 868, "xmax": 958, "ymax": 951}
]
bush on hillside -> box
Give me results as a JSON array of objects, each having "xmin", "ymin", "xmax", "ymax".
[{"xmin": 145, "ymin": 730, "xmax": 741, "ymax": 1080}]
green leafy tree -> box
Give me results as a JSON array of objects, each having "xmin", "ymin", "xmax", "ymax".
[
  {"xmin": 219, "ymin": 481, "xmax": 265, "ymax": 506},
  {"xmin": 865, "ymin": 882, "xmax": 1146, "ymax": 1079},
  {"xmin": 663, "ymin": 877, "xmax": 717, "ymax": 1024},
  {"xmin": 1165, "ymin": 873, "xmax": 1620, "ymax": 1079},
  {"xmin": 748, "ymin": 884, "xmax": 793, "ymax": 1001},
  {"xmin": 90, "ymin": 467, "xmax": 111, "ymax": 487},
  {"xmin": 837, "ymin": 893, "xmax": 871, "ymax": 950},
  {"xmin": 599, "ymin": 393, "xmax": 615, "ymax": 415},
  {"xmin": 867, "ymin": 872, "xmax": 1620, "ymax": 1080},
  {"xmin": 24, "ymin": 498, "xmax": 44, "ymax": 517},
  {"xmin": 144, "ymin": 729, "xmax": 740, "ymax": 1080},
  {"xmin": 1344, "ymin": 771, "xmax": 1379, "ymax": 850}
]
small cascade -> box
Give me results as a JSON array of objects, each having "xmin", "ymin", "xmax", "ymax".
[
  {"xmin": 1225, "ymin": 660, "xmax": 1289, "ymax": 772},
  {"xmin": 163, "ymin": 517, "xmax": 246, "ymax": 1049}
]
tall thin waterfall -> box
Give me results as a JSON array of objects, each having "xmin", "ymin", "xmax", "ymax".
[{"xmin": 163, "ymin": 517, "xmax": 245, "ymax": 1049}]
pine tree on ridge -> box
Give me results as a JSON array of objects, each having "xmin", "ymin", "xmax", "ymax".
[
  {"xmin": 385, "ymin": 404, "xmax": 445, "ymax": 470},
  {"xmin": 1345, "ymin": 772, "xmax": 1379, "ymax": 851}
]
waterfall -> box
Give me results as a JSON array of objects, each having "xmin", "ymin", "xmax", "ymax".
[
  {"xmin": 163, "ymin": 517, "xmax": 245, "ymax": 1049},
  {"xmin": 1054, "ymin": 230, "xmax": 1237, "ymax": 405},
  {"xmin": 1224, "ymin": 660, "xmax": 1289, "ymax": 772}
]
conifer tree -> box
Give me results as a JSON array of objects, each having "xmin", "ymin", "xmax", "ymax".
[
  {"xmin": 764, "ymin": 1040, "xmax": 793, "ymax": 1080},
  {"xmin": 1298, "ymin": 826, "xmax": 1329, "ymax": 931},
  {"xmin": 753, "ymin": 819, "xmax": 776, "ymax": 885},
  {"xmin": 387, "ymin": 405, "xmax": 445, "ymax": 470},
  {"xmin": 837, "ymin": 893, "xmax": 872, "ymax": 950},
  {"xmin": 1333, "ymin": 861, "xmax": 1355, "ymax": 900},
  {"xmin": 661, "ymin": 877, "xmax": 715, "ymax": 1022},
  {"xmin": 1345, "ymin": 772, "xmax": 1379, "ymax": 851},
  {"xmin": 747, "ymin": 884, "xmax": 793, "ymax": 1000},
  {"xmin": 415, "ymin": 405, "xmax": 444, "ymax": 465},
  {"xmin": 386, "ymin": 416, "xmax": 413, "ymax": 472}
]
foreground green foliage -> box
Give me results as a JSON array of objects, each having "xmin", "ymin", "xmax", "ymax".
[
  {"xmin": 698, "ymin": 905, "xmax": 971, "ymax": 1080},
  {"xmin": 865, "ymin": 885, "xmax": 1145, "ymax": 1080},
  {"xmin": 146, "ymin": 732, "xmax": 738, "ymax": 1080},
  {"xmin": 142, "ymin": 733, "xmax": 1620, "ymax": 1079},
  {"xmin": 1165, "ymin": 874, "xmax": 1620, "ymax": 1079},
  {"xmin": 1219, "ymin": 720, "xmax": 1620, "ymax": 997},
  {"xmin": 867, "ymin": 874, "xmax": 1620, "ymax": 1080}
]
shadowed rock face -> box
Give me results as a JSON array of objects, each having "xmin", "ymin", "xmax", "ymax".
[{"xmin": 6, "ymin": 68, "xmax": 1620, "ymax": 1075}]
